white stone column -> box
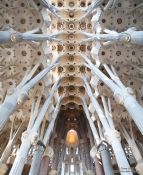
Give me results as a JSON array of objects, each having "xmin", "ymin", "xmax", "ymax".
[
  {"xmin": 29, "ymin": 141, "xmax": 46, "ymax": 175},
  {"xmin": 82, "ymin": 81, "xmax": 133, "ymax": 175},
  {"xmin": 43, "ymin": 96, "xmax": 62, "ymax": 145},
  {"xmin": 9, "ymin": 131, "xmax": 37, "ymax": 175},
  {"xmin": 9, "ymin": 80, "xmax": 60, "ymax": 175},
  {"xmin": 0, "ymin": 60, "xmax": 58, "ymax": 131},
  {"xmin": 0, "ymin": 119, "xmax": 23, "ymax": 164},
  {"xmin": 29, "ymin": 96, "xmax": 61, "ymax": 175},
  {"xmin": 105, "ymin": 131, "xmax": 132, "ymax": 175},
  {"xmin": 82, "ymin": 55, "xmax": 143, "ymax": 135}
]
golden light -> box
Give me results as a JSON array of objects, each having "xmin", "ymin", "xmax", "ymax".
[{"xmin": 66, "ymin": 129, "xmax": 79, "ymax": 148}]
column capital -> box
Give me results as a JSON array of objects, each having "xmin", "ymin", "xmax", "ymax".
[
  {"xmin": 98, "ymin": 140, "xmax": 110, "ymax": 152},
  {"xmin": 119, "ymin": 32, "xmax": 131, "ymax": 42},
  {"xmin": 10, "ymin": 32, "xmax": 22, "ymax": 42},
  {"xmin": 35, "ymin": 140, "xmax": 46, "ymax": 151},
  {"xmin": 21, "ymin": 130, "xmax": 39, "ymax": 145},
  {"xmin": 104, "ymin": 130, "xmax": 121, "ymax": 144},
  {"xmin": 17, "ymin": 91, "xmax": 29, "ymax": 105},
  {"xmin": 114, "ymin": 87, "xmax": 135, "ymax": 105},
  {"xmin": 43, "ymin": 146, "xmax": 54, "ymax": 158}
]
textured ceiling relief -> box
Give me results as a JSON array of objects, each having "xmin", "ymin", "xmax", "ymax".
[{"xmin": 0, "ymin": 0, "xmax": 143, "ymax": 175}]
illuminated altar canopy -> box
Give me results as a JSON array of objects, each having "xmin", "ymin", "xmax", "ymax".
[{"xmin": 66, "ymin": 129, "xmax": 79, "ymax": 148}]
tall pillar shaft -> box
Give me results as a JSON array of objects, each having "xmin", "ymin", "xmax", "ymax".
[
  {"xmin": 0, "ymin": 95, "xmax": 18, "ymax": 131},
  {"xmin": 111, "ymin": 137, "xmax": 132, "ymax": 175},
  {"xmin": 94, "ymin": 156, "xmax": 105, "ymax": 175},
  {"xmin": 9, "ymin": 135, "xmax": 32, "ymax": 175},
  {"xmin": 123, "ymin": 95, "xmax": 143, "ymax": 135},
  {"xmin": 85, "ymin": 140, "xmax": 92, "ymax": 170},
  {"xmin": 90, "ymin": 145, "xmax": 105, "ymax": 175},
  {"xmin": 39, "ymin": 156, "xmax": 50, "ymax": 175},
  {"xmin": 29, "ymin": 141, "xmax": 45, "ymax": 175},
  {"xmin": 98, "ymin": 142, "xmax": 114, "ymax": 175}
]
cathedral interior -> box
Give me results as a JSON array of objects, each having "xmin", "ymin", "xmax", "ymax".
[{"xmin": 0, "ymin": 0, "xmax": 143, "ymax": 175}]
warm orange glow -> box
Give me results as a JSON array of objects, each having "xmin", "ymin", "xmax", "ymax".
[{"xmin": 66, "ymin": 129, "xmax": 79, "ymax": 148}]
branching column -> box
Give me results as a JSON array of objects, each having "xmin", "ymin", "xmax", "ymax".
[
  {"xmin": 83, "ymin": 55, "xmax": 143, "ymax": 135},
  {"xmin": 82, "ymin": 28, "xmax": 143, "ymax": 45},
  {"xmin": 83, "ymin": 78, "xmax": 133, "ymax": 175},
  {"xmin": 29, "ymin": 95, "xmax": 62, "ymax": 175},
  {"xmin": 0, "ymin": 60, "xmax": 58, "ymax": 131},
  {"xmin": 83, "ymin": 98, "xmax": 106, "ymax": 175},
  {"xmin": 0, "ymin": 120, "xmax": 23, "ymax": 164},
  {"xmin": 0, "ymin": 28, "xmax": 61, "ymax": 44},
  {"xmin": 9, "ymin": 79, "xmax": 60, "ymax": 175}
]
